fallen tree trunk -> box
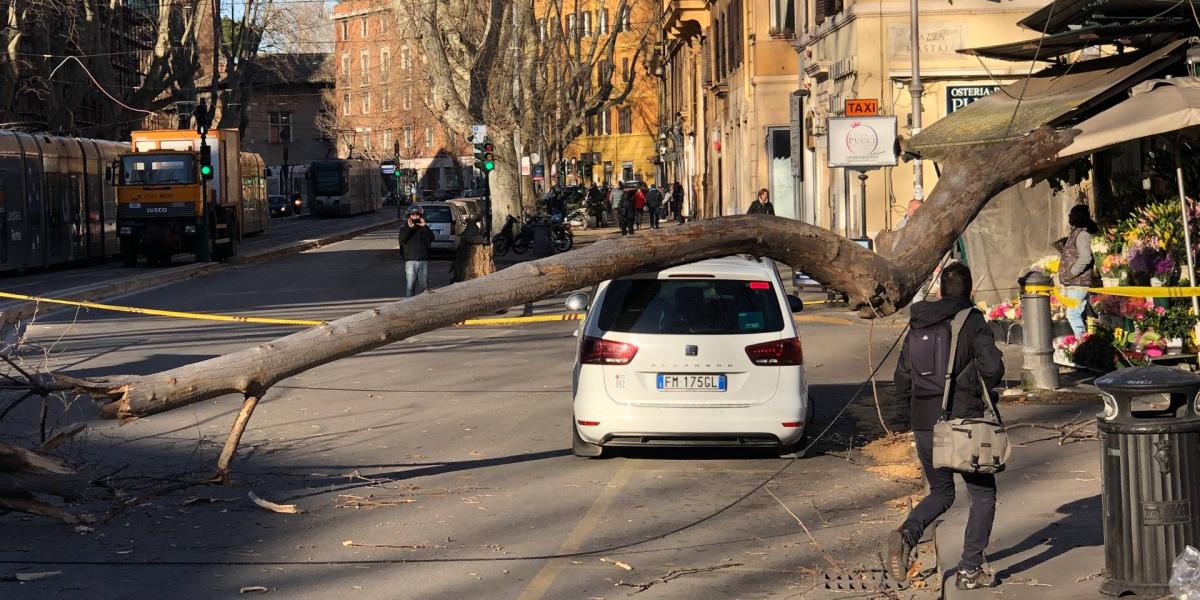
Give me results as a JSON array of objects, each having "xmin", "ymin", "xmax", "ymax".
[{"xmin": 63, "ymin": 126, "xmax": 1072, "ymax": 423}]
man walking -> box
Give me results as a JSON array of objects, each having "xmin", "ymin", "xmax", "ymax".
[
  {"xmin": 747, "ymin": 188, "xmax": 775, "ymax": 215},
  {"xmin": 633, "ymin": 185, "xmax": 646, "ymax": 230},
  {"xmin": 587, "ymin": 182, "xmax": 606, "ymax": 228},
  {"xmin": 399, "ymin": 205, "xmax": 435, "ymax": 297},
  {"xmin": 889, "ymin": 262, "xmax": 1004, "ymax": 591},
  {"xmin": 617, "ymin": 185, "xmax": 637, "ymax": 235},
  {"xmin": 645, "ymin": 184, "xmax": 664, "ymax": 229}
]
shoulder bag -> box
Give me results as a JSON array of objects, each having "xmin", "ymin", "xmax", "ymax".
[{"xmin": 931, "ymin": 308, "xmax": 1011, "ymax": 475}]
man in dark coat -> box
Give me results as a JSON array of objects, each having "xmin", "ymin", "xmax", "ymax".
[
  {"xmin": 888, "ymin": 262, "xmax": 1004, "ymax": 591},
  {"xmin": 617, "ymin": 187, "xmax": 637, "ymax": 236},
  {"xmin": 644, "ymin": 185, "xmax": 664, "ymax": 229},
  {"xmin": 672, "ymin": 181, "xmax": 685, "ymax": 223},
  {"xmin": 747, "ymin": 188, "xmax": 775, "ymax": 215},
  {"xmin": 399, "ymin": 204, "xmax": 436, "ymax": 297}
]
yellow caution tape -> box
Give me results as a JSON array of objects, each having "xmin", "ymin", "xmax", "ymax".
[
  {"xmin": 0, "ymin": 291, "xmax": 326, "ymax": 327},
  {"xmin": 458, "ymin": 313, "xmax": 584, "ymax": 326},
  {"xmin": 1025, "ymin": 284, "xmax": 1200, "ymax": 309}
]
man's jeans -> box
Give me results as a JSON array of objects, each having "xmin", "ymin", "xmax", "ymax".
[
  {"xmin": 1063, "ymin": 286, "xmax": 1090, "ymax": 337},
  {"xmin": 901, "ymin": 430, "xmax": 997, "ymax": 570},
  {"xmin": 405, "ymin": 260, "xmax": 428, "ymax": 297}
]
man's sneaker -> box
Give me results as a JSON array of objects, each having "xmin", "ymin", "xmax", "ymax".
[
  {"xmin": 955, "ymin": 567, "xmax": 987, "ymax": 590},
  {"xmin": 886, "ymin": 529, "xmax": 912, "ymax": 582}
]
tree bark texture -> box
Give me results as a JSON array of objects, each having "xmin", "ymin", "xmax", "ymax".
[
  {"xmin": 0, "ymin": 441, "xmax": 89, "ymax": 501},
  {"xmin": 69, "ymin": 127, "xmax": 1074, "ymax": 421}
]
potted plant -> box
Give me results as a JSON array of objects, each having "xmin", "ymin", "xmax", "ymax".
[{"xmin": 1135, "ymin": 305, "xmax": 1198, "ymax": 353}]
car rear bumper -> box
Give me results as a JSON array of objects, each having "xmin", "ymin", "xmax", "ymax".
[{"xmin": 572, "ymin": 394, "xmax": 809, "ymax": 447}]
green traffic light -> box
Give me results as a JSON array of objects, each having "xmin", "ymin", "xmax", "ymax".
[
  {"xmin": 483, "ymin": 160, "xmax": 495, "ymax": 172},
  {"xmin": 200, "ymin": 165, "xmax": 212, "ymax": 177}
]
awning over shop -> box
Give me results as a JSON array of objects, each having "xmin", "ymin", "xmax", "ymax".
[
  {"xmin": 907, "ymin": 40, "xmax": 1185, "ymax": 161},
  {"xmin": 1018, "ymin": 0, "xmax": 1188, "ymax": 34},
  {"xmin": 1059, "ymin": 78, "xmax": 1200, "ymax": 158},
  {"xmin": 958, "ymin": 22, "xmax": 1180, "ymax": 62}
]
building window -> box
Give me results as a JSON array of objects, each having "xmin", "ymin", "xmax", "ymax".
[
  {"xmin": 618, "ymin": 6, "xmax": 630, "ymax": 31},
  {"xmin": 622, "ymin": 57, "xmax": 629, "ymax": 81},
  {"xmin": 360, "ymin": 17, "xmax": 367, "ymax": 37},
  {"xmin": 381, "ymin": 90, "xmax": 391, "ymax": 111},
  {"xmin": 538, "ymin": 19, "xmax": 547, "ymax": 42},
  {"xmin": 340, "ymin": 20, "xmax": 348, "ymax": 41},
  {"xmin": 362, "ymin": 92, "xmax": 370, "ymax": 114},
  {"xmin": 621, "ymin": 161, "xmax": 634, "ymax": 181},
  {"xmin": 425, "ymin": 126, "xmax": 433, "ymax": 148},
  {"xmin": 599, "ymin": 109, "xmax": 611, "ymax": 135},
  {"xmin": 401, "ymin": 45, "xmax": 411, "ymax": 71},
  {"xmin": 586, "ymin": 115, "xmax": 595, "ymax": 135},
  {"xmin": 567, "ymin": 14, "xmax": 576, "ymax": 38},
  {"xmin": 268, "ymin": 111, "xmax": 292, "ymax": 144},
  {"xmin": 383, "ymin": 130, "xmax": 393, "ymax": 154},
  {"xmin": 617, "ymin": 107, "xmax": 632, "ymax": 134},
  {"xmin": 341, "ymin": 53, "xmax": 350, "ymax": 77},
  {"xmin": 582, "ymin": 11, "xmax": 592, "ymax": 36},
  {"xmin": 770, "ymin": 0, "xmax": 796, "ymax": 35},
  {"xmin": 403, "ymin": 126, "xmax": 413, "ymax": 149},
  {"xmin": 598, "ymin": 9, "xmax": 608, "ymax": 35},
  {"xmin": 342, "ymin": 92, "xmax": 351, "ymax": 116},
  {"xmin": 380, "ymin": 47, "xmax": 390, "ymax": 81},
  {"xmin": 360, "ymin": 49, "xmax": 370, "ymax": 85},
  {"xmin": 403, "ymin": 88, "xmax": 412, "ymax": 110}
]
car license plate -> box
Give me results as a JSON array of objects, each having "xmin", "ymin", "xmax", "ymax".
[{"xmin": 656, "ymin": 374, "xmax": 727, "ymax": 392}]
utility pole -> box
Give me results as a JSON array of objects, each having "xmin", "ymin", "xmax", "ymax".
[
  {"xmin": 210, "ymin": 0, "xmax": 221, "ymax": 124},
  {"xmin": 908, "ymin": 0, "xmax": 925, "ymax": 202}
]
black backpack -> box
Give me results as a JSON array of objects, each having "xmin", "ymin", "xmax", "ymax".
[{"xmin": 907, "ymin": 319, "xmax": 953, "ymax": 397}]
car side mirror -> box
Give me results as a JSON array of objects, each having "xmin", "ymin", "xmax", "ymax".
[
  {"xmin": 787, "ymin": 295, "xmax": 804, "ymax": 313},
  {"xmin": 565, "ymin": 293, "xmax": 590, "ymax": 312}
]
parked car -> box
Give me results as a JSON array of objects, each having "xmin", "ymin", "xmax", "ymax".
[
  {"xmin": 448, "ymin": 198, "xmax": 484, "ymax": 230},
  {"xmin": 413, "ymin": 201, "xmax": 465, "ymax": 253},
  {"xmin": 567, "ymin": 256, "xmax": 811, "ymax": 458}
]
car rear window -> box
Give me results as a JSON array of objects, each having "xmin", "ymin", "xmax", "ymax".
[
  {"xmin": 421, "ymin": 205, "xmax": 453, "ymax": 222},
  {"xmin": 596, "ymin": 279, "xmax": 785, "ymax": 335}
]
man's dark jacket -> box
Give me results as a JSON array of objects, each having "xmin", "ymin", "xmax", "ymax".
[
  {"xmin": 618, "ymin": 190, "xmax": 637, "ymax": 216},
  {"xmin": 645, "ymin": 188, "xmax": 663, "ymax": 209},
  {"xmin": 894, "ymin": 296, "xmax": 1005, "ymax": 431},
  {"xmin": 399, "ymin": 223, "xmax": 435, "ymax": 261},
  {"xmin": 747, "ymin": 199, "xmax": 775, "ymax": 215}
]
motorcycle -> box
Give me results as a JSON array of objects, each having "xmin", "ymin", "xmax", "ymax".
[
  {"xmin": 492, "ymin": 214, "xmax": 531, "ymax": 256},
  {"xmin": 550, "ymin": 214, "xmax": 574, "ymax": 253}
]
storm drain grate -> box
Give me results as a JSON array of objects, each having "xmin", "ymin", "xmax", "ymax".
[{"xmin": 820, "ymin": 568, "xmax": 907, "ymax": 592}]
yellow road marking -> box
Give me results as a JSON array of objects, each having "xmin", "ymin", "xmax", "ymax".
[
  {"xmin": 0, "ymin": 290, "xmax": 325, "ymax": 327},
  {"xmin": 515, "ymin": 460, "xmax": 635, "ymax": 600}
]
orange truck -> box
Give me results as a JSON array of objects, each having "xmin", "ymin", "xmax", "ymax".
[{"xmin": 114, "ymin": 129, "xmax": 268, "ymax": 266}]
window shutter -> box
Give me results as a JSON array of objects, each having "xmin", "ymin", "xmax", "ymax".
[{"xmin": 701, "ymin": 34, "xmax": 712, "ymax": 88}]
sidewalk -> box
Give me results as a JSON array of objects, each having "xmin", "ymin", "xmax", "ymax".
[{"xmin": 936, "ymin": 399, "xmax": 1105, "ymax": 599}]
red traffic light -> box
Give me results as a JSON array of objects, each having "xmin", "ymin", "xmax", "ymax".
[{"xmin": 483, "ymin": 143, "xmax": 494, "ymax": 153}]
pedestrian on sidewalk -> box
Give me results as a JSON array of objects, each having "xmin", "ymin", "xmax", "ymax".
[
  {"xmin": 888, "ymin": 262, "xmax": 1004, "ymax": 591},
  {"xmin": 672, "ymin": 181, "xmax": 685, "ymax": 223},
  {"xmin": 748, "ymin": 188, "xmax": 775, "ymax": 215},
  {"xmin": 588, "ymin": 182, "xmax": 606, "ymax": 228},
  {"xmin": 1058, "ymin": 205, "xmax": 1100, "ymax": 337},
  {"xmin": 634, "ymin": 185, "xmax": 646, "ymax": 230},
  {"xmin": 645, "ymin": 184, "xmax": 664, "ymax": 229},
  {"xmin": 399, "ymin": 205, "xmax": 435, "ymax": 297},
  {"xmin": 617, "ymin": 186, "xmax": 637, "ymax": 236}
]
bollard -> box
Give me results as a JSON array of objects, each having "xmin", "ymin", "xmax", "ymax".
[{"xmin": 1021, "ymin": 271, "xmax": 1059, "ymax": 391}]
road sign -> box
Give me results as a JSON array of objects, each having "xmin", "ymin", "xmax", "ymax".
[
  {"xmin": 520, "ymin": 156, "xmax": 531, "ymax": 176},
  {"xmin": 469, "ymin": 125, "xmax": 488, "ymax": 144},
  {"xmin": 827, "ymin": 116, "xmax": 897, "ymax": 168},
  {"xmin": 532, "ymin": 164, "xmax": 545, "ymax": 181},
  {"xmin": 844, "ymin": 98, "xmax": 879, "ymax": 116}
]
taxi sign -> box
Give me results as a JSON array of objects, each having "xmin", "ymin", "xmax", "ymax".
[{"xmin": 845, "ymin": 98, "xmax": 879, "ymax": 116}]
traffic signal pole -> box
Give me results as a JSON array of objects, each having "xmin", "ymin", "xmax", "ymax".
[{"xmin": 473, "ymin": 137, "xmax": 496, "ymax": 236}]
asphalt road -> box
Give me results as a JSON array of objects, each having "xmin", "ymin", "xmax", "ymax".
[
  {"xmin": 0, "ymin": 227, "xmax": 933, "ymax": 599},
  {"xmin": 0, "ymin": 211, "xmax": 396, "ymax": 299}
]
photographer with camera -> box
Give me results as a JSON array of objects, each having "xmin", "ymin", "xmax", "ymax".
[{"xmin": 399, "ymin": 204, "xmax": 435, "ymax": 297}]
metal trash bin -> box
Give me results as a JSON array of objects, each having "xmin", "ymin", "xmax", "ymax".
[
  {"xmin": 1095, "ymin": 365, "xmax": 1200, "ymax": 597},
  {"xmin": 531, "ymin": 222, "xmax": 552, "ymax": 256}
]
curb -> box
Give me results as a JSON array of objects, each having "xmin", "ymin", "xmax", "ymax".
[{"xmin": 0, "ymin": 218, "xmax": 399, "ymax": 324}]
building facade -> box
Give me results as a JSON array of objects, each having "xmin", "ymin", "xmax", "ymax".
[
  {"xmin": 559, "ymin": 0, "xmax": 661, "ymax": 189},
  {"xmin": 331, "ymin": 0, "xmax": 470, "ymax": 194},
  {"xmin": 796, "ymin": 0, "xmax": 1047, "ymax": 238},
  {"xmin": 242, "ymin": 53, "xmax": 337, "ymax": 168}
]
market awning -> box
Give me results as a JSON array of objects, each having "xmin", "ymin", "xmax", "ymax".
[
  {"xmin": 907, "ymin": 40, "xmax": 1186, "ymax": 161},
  {"xmin": 958, "ymin": 22, "xmax": 1182, "ymax": 62},
  {"xmin": 1059, "ymin": 78, "xmax": 1200, "ymax": 158}
]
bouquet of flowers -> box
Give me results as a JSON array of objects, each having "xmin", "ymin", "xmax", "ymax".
[
  {"xmin": 1055, "ymin": 334, "xmax": 1088, "ymax": 364},
  {"xmin": 1030, "ymin": 255, "xmax": 1060, "ymax": 275},
  {"xmin": 985, "ymin": 299, "xmax": 1021, "ymax": 322}
]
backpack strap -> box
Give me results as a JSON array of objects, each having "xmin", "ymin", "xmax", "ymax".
[{"xmin": 940, "ymin": 308, "xmax": 975, "ymax": 418}]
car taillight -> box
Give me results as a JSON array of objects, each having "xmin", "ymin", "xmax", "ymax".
[
  {"xmin": 580, "ymin": 336, "xmax": 638, "ymax": 365},
  {"xmin": 745, "ymin": 337, "xmax": 803, "ymax": 366}
]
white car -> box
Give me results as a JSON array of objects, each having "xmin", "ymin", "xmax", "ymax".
[{"xmin": 568, "ymin": 256, "xmax": 812, "ymax": 458}]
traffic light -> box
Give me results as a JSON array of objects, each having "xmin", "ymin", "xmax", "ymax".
[
  {"xmin": 199, "ymin": 142, "xmax": 213, "ymax": 180},
  {"xmin": 473, "ymin": 139, "xmax": 495, "ymax": 173}
]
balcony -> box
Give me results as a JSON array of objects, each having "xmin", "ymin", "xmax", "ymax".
[{"xmin": 662, "ymin": 0, "xmax": 709, "ymax": 42}]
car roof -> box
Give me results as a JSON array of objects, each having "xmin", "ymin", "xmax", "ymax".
[{"xmin": 618, "ymin": 256, "xmax": 780, "ymax": 281}]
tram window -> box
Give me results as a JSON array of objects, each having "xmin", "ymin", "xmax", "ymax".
[{"xmin": 121, "ymin": 155, "xmax": 196, "ymax": 185}]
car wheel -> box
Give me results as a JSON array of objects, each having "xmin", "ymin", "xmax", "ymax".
[
  {"xmin": 779, "ymin": 400, "xmax": 816, "ymax": 459},
  {"xmin": 571, "ymin": 417, "xmax": 603, "ymax": 458}
]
